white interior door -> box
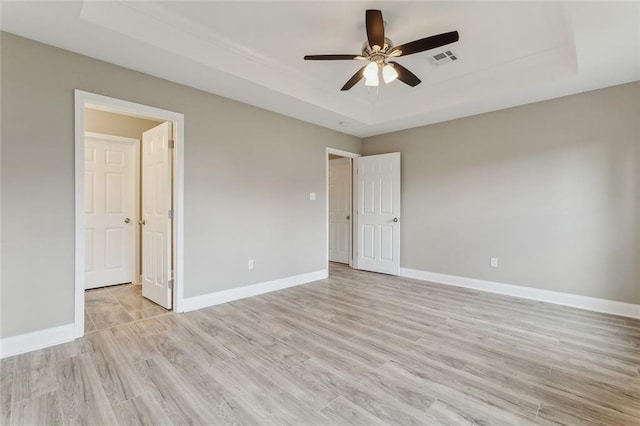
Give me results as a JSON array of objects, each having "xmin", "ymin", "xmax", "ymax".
[
  {"xmin": 84, "ymin": 134, "xmax": 137, "ymax": 289},
  {"xmin": 142, "ymin": 122, "xmax": 173, "ymax": 309},
  {"xmin": 355, "ymin": 152, "xmax": 401, "ymax": 275},
  {"xmin": 329, "ymin": 158, "xmax": 352, "ymax": 264}
]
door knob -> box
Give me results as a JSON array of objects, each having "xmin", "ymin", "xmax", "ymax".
[
  {"xmin": 393, "ymin": 217, "xmax": 399, "ymax": 223},
  {"xmin": 124, "ymin": 218, "xmax": 131, "ymax": 224},
  {"xmin": 138, "ymin": 219, "xmax": 146, "ymax": 225},
  {"xmin": 346, "ymin": 215, "xmax": 350, "ymax": 220}
]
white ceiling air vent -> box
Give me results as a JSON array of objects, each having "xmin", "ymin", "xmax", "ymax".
[{"xmin": 430, "ymin": 50, "xmax": 458, "ymax": 65}]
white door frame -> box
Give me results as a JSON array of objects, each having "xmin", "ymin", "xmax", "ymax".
[
  {"xmin": 326, "ymin": 147, "xmax": 360, "ymax": 269},
  {"xmin": 74, "ymin": 90, "xmax": 185, "ymax": 338}
]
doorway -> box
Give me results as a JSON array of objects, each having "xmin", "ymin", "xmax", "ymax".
[
  {"xmin": 326, "ymin": 148, "xmax": 359, "ymax": 269},
  {"xmin": 74, "ymin": 90, "xmax": 185, "ymax": 338},
  {"xmin": 326, "ymin": 148, "xmax": 402, "ymax": 275}
]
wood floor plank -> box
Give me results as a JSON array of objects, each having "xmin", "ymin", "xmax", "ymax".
[
  {"xmin": 1, "ymin": 356, "xmax": 15, "ymax": 425},
  {"xmin": 9, "ymin": 390, "xmax": 63, "ymax": 426},
  {"xmin": 536, "ymin": 398, "xmax": 637, "ymax": 426},
  {"xmin": 444, "ymin": 315, "xmax": 640, "ymax": 380},
  {"xmin": 134, "ymin": 355, "xmax": 217, "ymax": 425},
  {"xmin": 236, "ymin": 380, "xmax": 331, "ymax": 425},
  {"xmin": 298, "ymin": 357, "xmax": 431, "ymax": 425},
  {"xmin": 111, "ymin": 391, "xmax": 173, "ymax": 426},
  {"xmin": 186, "ymin": 310, "xmax": 306, "ymax": 367},
  {"xmin": 84, "ymin": 331, "xmax": 147, "ymax": 405},
  {"xmin": 427, "ymin": 398, "xmax": 536, "ymax": 426},
  {"xmin": 283, "ymin": 338, "xmax": 374, "ymax": 384},
  {"xmin": 277, "ymin": 296, "xmax": 470, "ymax": 372},
  {"xmin": 210, "ymin": 398, "xmax": 266, "ymax": 426},
  {"xmin": 459, "ymin": 303, "xmax": 640, "ymax": 351},
  {"xmin": 146, "ymin": 332, "xmax": 236, "ymax": 407},
  {"xmin": 357, "ymin": 367, "xmax": 439, "ymax": 413},
  {"xmin": 463, "ymin": 361, "xmax": 640, "ymax": 422},
  {"xmin": 295, "ymin": 285, "xmax": 440, "ymax": 334},
  {"xmin": 236, "ymin": 353, "xmax": 339, "ymax": 411},
  {"xmin": 295, "ymin": 292, "xmax": 427, "ymax": 341},
  {"xmin": 11, "ymin": 348, "xmax": 57, "ymax": 403},
  {"xmin": 319, "ymin": 396, "xmax": 388, "ymax": 426},
  {"xmin": 162, "ymin": 319, "xmax": 236, "ymax": 367},
  {"xmin": 103, "ymin": 323, "xmax": 160, "ymax": 365},
  {"xmin": 207, "ymin": 356, "xmax": 332, "ymax": 424},
  {"xmin": 277, "ymin": 316, "xmax": 387, "ymax": 371},
  {"xmin": 417, "ymin": 326, "xmax": 554, "ymax": 377},
  {"xmin": 383, "ymin": 357, "xmax": 542, "ymax": 420},
  {"xmin": 215, "ymin": 302, "xmax": 295, "ymax": 341},
  {"xmin": 298, "ymin": 290, "xmax": 450, "ymax": 335},
  {"xmin": 54, "ymin": 354, "xmax": 118, "ymax": 425}
]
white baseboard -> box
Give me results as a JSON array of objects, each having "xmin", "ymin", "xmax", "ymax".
[
  {"xmin": 0, "ymin": 323, "xmax": 76, "ymax": 359},
  {"xmin": 399, "ymin": 268, "xmax": 640, "ymax": 319},
  {"xmin": 181, "ymin": 269, "xmax": 328, "ymax": 313}
]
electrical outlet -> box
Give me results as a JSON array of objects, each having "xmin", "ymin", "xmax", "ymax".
[
  {"xmin": 248, "ymin": 259, "xmax": 254, "ymax": 270},
  {"xmin": 309, "ymin": 192, "xmax": 316, "ymax": 201},
  {"xmin": 490, "ymin": 258, "xmax": 498, "ymax": 268}
]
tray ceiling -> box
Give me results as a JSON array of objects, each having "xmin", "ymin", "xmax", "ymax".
[{"xmin": 2, "ymin": 1, "xmax": 639, "ymax": 137}]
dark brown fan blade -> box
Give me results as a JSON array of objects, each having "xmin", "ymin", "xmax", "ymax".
[
  {"xmin": 390, "ymin": 31, "xmax": 459, "ymax": 57},
  {"xmin": 304, "ymin": 54, "xmax": 361, "ymax": 60},
  {"xmin": 341, "ymin": 65, "xmax": 367, "ymax": 91},
  {"xmin": 365, "ymin": 9, "xmax": 385, "ymax": 50},
  {"xmin": 388, "ymin": 62, "xmax": 421, "ymax": 87}
]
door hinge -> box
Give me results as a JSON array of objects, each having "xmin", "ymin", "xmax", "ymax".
[
  {"xmin": 168, "ymin": 139, "xmax": 175, "ymax": 149},
  {"xmin": 168, "ymin": 279, "xmax": 174, "ymax": 289},
  {"xmin": 168, "ymin": 210, "xmax": 174, "ymax": 219}
]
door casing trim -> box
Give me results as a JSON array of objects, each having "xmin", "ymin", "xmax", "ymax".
[{"xmin": 74, "ymin": 90, "xmax": 185, "ymax": 338}]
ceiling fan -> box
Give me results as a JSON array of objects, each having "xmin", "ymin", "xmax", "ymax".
[{"xmin": 304, "ymin": 10, "xmax": 459, "ymax": 91}]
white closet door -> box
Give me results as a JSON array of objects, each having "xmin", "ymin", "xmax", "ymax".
[
  {"xmin": 85, "ymin": 134, "xmax": 136, "ymax": 289},
  {"xmin": 355, "ymin": 152, "xmax": 401, "ymax": 275},
  {"xmin": 141, "ymin": 122, "xmax": 173, "ymax": 309}
]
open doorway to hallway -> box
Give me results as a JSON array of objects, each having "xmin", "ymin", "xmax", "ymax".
[
  {"xmin": 326, "ymin": 148, "xmax": 360, "ymax": 270},
  {"xmin": 327, "ymin": 148, "xmax": 402, "ymax": 276},
  {"xmin": 83, "ymin": 109, "xmax": 169, "ymax": 332},
  {"xmin": 75, "ymin": 90, "xmax": 185, "ymax": 338}
]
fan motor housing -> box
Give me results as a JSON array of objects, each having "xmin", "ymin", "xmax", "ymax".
[{"xmin": 362, "ymin": 37, "xmax": 394, "ymax": 57}]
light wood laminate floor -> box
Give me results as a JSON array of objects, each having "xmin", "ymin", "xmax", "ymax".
[{"xmin": 2, "ymin": 263, "xmax": 639, "ymax": 425}]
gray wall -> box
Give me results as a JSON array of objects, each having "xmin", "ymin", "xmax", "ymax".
[
  {"xmin": 2, "ymin": 31, "xmax": 637, "ymax": 341},
  {"xmin": 0, "ymin": 33, "xmax": 361, "ymax": 338},
  {"xmin": 363, "ymin": 82, "xmax": 640, "ymax": 304},
  {"xmin": 85, "ymin": 109, "xmax": 162, "ymax": 140}
]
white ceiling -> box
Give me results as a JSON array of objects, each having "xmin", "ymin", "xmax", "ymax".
[{"xmin": 2, "ymin": 1, "xmax": 639, "ymax": 137}]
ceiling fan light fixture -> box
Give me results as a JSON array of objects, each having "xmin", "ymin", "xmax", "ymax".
[
  {"xmin": 363, "ymin": 61, "xmax": 379, "ymax": 79},
  {"xmin": 365, "ymin": 75, "xmax": 379, "ymax": 87},
  {"xmin": 303, "ymin": 9, "xmax": 459, "ymax": 91},
  {"xmin": 382, "ymin": 63, "xmax": 398, "ymax": 83}
]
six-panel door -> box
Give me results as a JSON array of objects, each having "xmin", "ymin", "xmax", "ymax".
[
  {"xmin": 141, "ymin": 122, "xmax": 173, "ymax": 309},
  {"xmin": 84, "ymin": 135, "xmax": 136, "ymax": 289},
  {"xmin": 355, "ymin": 152, "xmax": 401, "ymax": 275}
]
